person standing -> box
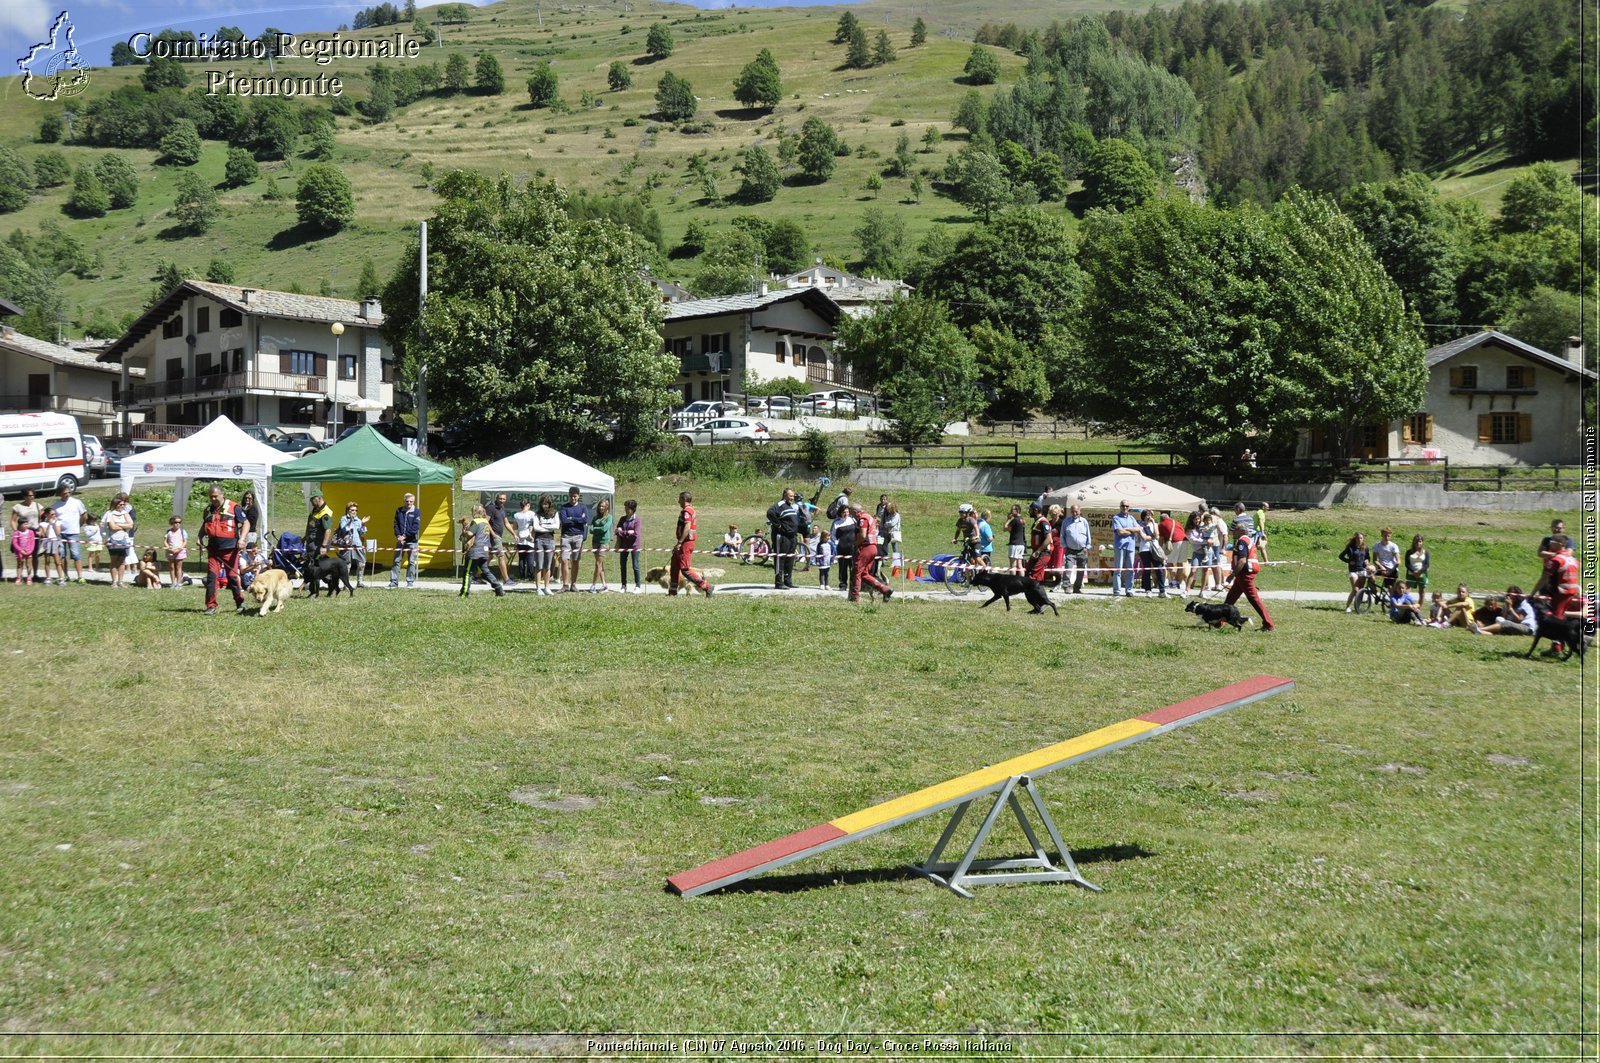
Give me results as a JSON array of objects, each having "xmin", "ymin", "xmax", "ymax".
[
  {"xmin": 670, "ymin": 491, "xmax": 713, "ymax": 597},
  {"xmin": 976, "ymin": 510, "xmax": 995, "ymax": 570},
  {"xmin": 53, "ymin": 485, "xmax": 88, "ymax": 584},
  {"xmin": 9, "ymin": 488, "xmax": 39, "ymax": 585},
  {"xmin": 531, "ymin": 494, "xmax": 559, "ymax": 596},
  {"xmin": 1137, "ymin": 509, "xmax": 1167, "ymax": 598},
  {"xmin": 1223, "ymin": 515, "xmax": 1274, "ymax": 631},
  {"xmin": 103, "ymin": 494, "xmax": 135, "ymax": 588},
  {"xmin": 1252, "ymin": 501, "xmax": 1270, "ymax": 562},
  {"xmin": 882, "ymin": 501, "xmax": 903, "ymax": 574},
  {"xmin": 1532, "ymin": 518, "xmax": 1569, "ymax": 601},
  {"xmin": 163, "ymin": 515, "xmax": 188, "ymax": 590},
  {"xmin": 615, "ymin": 499, "xmax": 642, "ymax": 592},
  {"xmin": 848, "ymin": 503, "xmax": 893, "ymax": 603},
  {"xmin": 1158, "ymin": 509, "xmax": 1187, "ymax": 595},
  {"xmin": 767, "ymin": 486, "xmax": 808, "ymax": 590},
  {"xmin": 336, "ymin": 502, "xmax": 369, "ymax": 587},
  {"xmin": 832, "ymin": 505, "xmax": 859, "ymax": 592},
  {"xmin": 1541, "ymin": 536, "xmax": 1580, "ymax": 654},
  {"xmin": 512, "ymin": 499, "xmax": 537, "ymax": 581},
  {"xmin": 484, "ymin": 492, "xmax": 517, "ymax": 588},
  {"xmin": 1404, "ymin": 534, "xmax": 1430, "ymax": 599},
  {"xmin": 304, "ymin": 495, "xmax": 333, "ymax": 566},
  {"xmin": 588, "ymin": 498, "xmax": 613, "ymax": 592},
  {"xmin": 1110, "ymin": 499, "xmax": 1139, "ymax": 598},
  {"xmin": 238, "ymin": 490, "xmax": 262, "ymax": 548},
  {"xmin": 458, "ymin": 505, "xmax": 505, "ymax": 597},
  {"xmin": 557, "ymin": 487, "xmax": 590, "ymax": 593},
  {"xmin": 1058, "ymin": 503, "xmax": 1091, "ymax": 594},
  {"xmin": 1024, "ymin": 502, "xmax": 1053, "ymax": 583},
  {"xmin": 198, "ymin": 484, "xmax": 250, "ymax": 615},
  {"xmin": 1004, "ymin": 504, "xmax": 1027, "ymax": 576},
  {"xmin": 389, "ymin": 492, "xmax": 421, "ymax": 588}
]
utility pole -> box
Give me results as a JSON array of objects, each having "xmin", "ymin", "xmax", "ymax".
[{"xmin": 415, "ymin": 220, "xmax": 429, "ymax": 455}]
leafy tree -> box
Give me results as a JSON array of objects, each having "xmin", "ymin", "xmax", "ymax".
[
  {"xmin": 444, "ymin": 52, "xmax": 471, "ymax": 92},
  {"xmin": 357, "ymin": 259, "xmax": 383, "ymax": 299},
  {"xmin": 846, "ymin": 25, "xmax": 872, "ymax": 69},
  {"xmin": 94, "ymin": 154, "xmax": 139, "ymax": 208},
  {"xmin": 646, "ymin": 22, "xmax": 674, "ymax": 60},
  {"xmin": 733, "ymin": 49, "xmax": 782, "ymax": 110},
  {"xmin": 835, "ymin": 296, "xmax": 984, "ymax": 443},
  {"xmin": 834, "ymin": 11, "xmax": 860, "ymax": 44},
  {"xmin": 883, "ymin": 131, "xmax": 914, "ymax": 178},
  {"xmin": 909, "ymin": 174, "xmax": 924, "ymax": 202},
  {"xmin": 1508, "ymin": 285, "xmax": 1591, "ymax": 359},
  {"xmin": 970, "ymin": 321, "xmax": 1052, "ymax": 416},
  {"xmin": 1081, "ymin": 138, "xmax": 1157, "ymax": 211},
  {"xmin": 953, "ymin": 90, "xmax": 986, "ymax": 135},
  {"xmin": 952, "ymin": 149, "xmax": 1011, "ymax": 221},
  {"xmin": 306, "ymin": 122, "xmax": 337, "ymax": 160},
  {"xmin": 964, "ymin": 44, "xmax": 1001, "ymax": 85},
  {"xmin": 911, "ymin": 17, "xmax": 927, "ymax": 47},
  {"xmin": 296, "ymin": 163, "xmax": 357, "ymax": 232},
  {"xmin": 527, "ymin": 63, "xmax": 559, "ymax": 108},
  {"xmin": 872, "ymin": 30, "xmax": 897, "ymax": 66},
  {"xmin": 737, "ymin": 144, "xmax": 781, "ymax": 203},
  {"xmin": 655, "ymin": 72, "xmax": 697, "ymax": 121},
  {"xmin": 854, "ymin": 207, "xmax": 906, "ymax": 275},
  {"xmin": 64, "ymin": 165, "xmax": 108, "ymax": 217},
  {"xmin": 921, "ymin": 125, "xmax": 942, "ymax": 152},
  {"xmin": 475, "ymin": 52, "xmax": 505, "ymax": 95},
  {"xmin": 607, "ymin": 60, "xmax": 632, "ymax": 92},
  {"xmin": 206, "ymin": 257, "xmax": 236, "ymax": 284},
  {"xmin": 693, "ymin": 228, "xmax": 766, "ymax": 296},
  {"xmin": 158, "ymin": 119, "xmax": 203, "ymax": 166},
  {"xmin": 223, "ymin": 147, "xmax": 259, "ymax": 189},
  {"xmin": 141, "ymin": 56, "xmax": 188, "ymax": 92},
  {"xmin": 172, "ymin": 171, "xmax": 219, "ymax": 234},
  {"xmin": 674, "ymin": 217, "xmax": 709, "ymax": 258},
  {"xmin": 761, "ymin": 218, "xmax": 811, "ymax": 274},
  {"xmin": 363, "ymin": 76, "xmax": 396, "ymax": 122},
  {"xmin": 1339, "ymin": 172, "xmax": 1464, "ymax": 325},
  {"xmin": 110, "ymin": 41, "xmax": 142, "ymax": 66},
  {"xmin": 32, "ymin": 151, "xmax": 70, "ymax": 189},
  {"xmin": 379, "ymin": 171, "xmax": 676, "ymax": 454},
  {"xmin": 0, "ymin": 149, "xmax": 34, "ymax": 214},
  {"xmin": 38, "ymin": 113, "xmax": 63, "ymax": 143},
  {"xmin": 1498, "ymin": 162, "xmax": 1585, "ymax": 235},
  {"xmin": 796, "ymin": 117, "xmax": 840, "ymax": 182}
]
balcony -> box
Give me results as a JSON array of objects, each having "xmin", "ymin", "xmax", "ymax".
[
  {"xmin": 123, "ymin": 369, "xmax": 327, "ymax": 407},
  {"xmin": 131, "ymin": 422, "xmax": 204, "ymax": 445},
  {"xmin": 679, "ymin": 352, "xmax": 729, "ymax": 374},
  {"xmin": 0, "ymin": 393, "xmax": 117, "ymax": 418},
  {"xmin": 806, "ymin": 363, "xmax": 853, "ymax": 387}
]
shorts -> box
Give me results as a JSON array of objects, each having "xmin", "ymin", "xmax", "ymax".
[
  {"xmin": 560, "ymin": 534, "xmax": 584, "ymax": 561},
  {"xmin": 1009, "ymin": 544, "xmax": 1025, "ymax": 561},
  {"xmin": 592, "ymin": 537, "xmax": 609, "ymax": 553},
  {"xmin": 167, "ymin": 549, "xmax": 187, "ymax": 561},
  {"xmin": 1168, "ymin": 541, "xmax": 1191, "ymax": 565},
  {"xmin": 1192, "ymin": 546, "xmax": 1215, "ymax": 567},
  {"xmin": 60, "ymin": 535, "xmax": 82, "ymax": 561}
]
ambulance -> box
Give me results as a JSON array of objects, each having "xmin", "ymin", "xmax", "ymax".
[{"xmin": 0, "ymin": 412, "xmax": 87, "ymax": 496}]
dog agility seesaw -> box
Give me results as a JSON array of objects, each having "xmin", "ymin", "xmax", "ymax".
[{"xmin": 668, "ymin": 675, "xmax": 1295, "ymax": 899}]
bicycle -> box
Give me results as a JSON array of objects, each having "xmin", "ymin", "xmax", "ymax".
[
  {"xmin": 740, "ymin": 533, "xmax": 772, "ymax": 566},
  {"xmin": 1352, "ymin": 569, "xmax": 1395, "ymax": 615},
  {"xmin": 939, "ymin": 540, "xmax": 983, "ymax": 596}
]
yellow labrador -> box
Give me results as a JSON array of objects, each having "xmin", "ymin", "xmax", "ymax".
[{"xmin": 248, "ymin": 568, "xmax": 293, "ymax": 616}]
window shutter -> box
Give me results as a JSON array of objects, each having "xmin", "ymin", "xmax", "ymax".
[
  {"xmin": 1524, "ymin": 367, "xmax": 1535, "ymax": 387},
  {"xmin": 1518, "ymin": 413, "xmax": 1532, "ymax": 443},
  {"xmin": 314, "ymin": 353, "xmax": 327, "ymax": 378},
  {"xmin": 1450, "ymin": 367, "xmax": 1463, "ymax": 388},
  {"xmin": 1477, "ymin": 414, "xmax": 1492, "ymax": 443},
  {"xmin": 1424, "ymin": 415, "xmax": 1434, "ymax": 443},
  {"xmin": 1401, "ymin": 418, "xmax": 1415, "ymax": 444},
  {"xmin": 278, "ymin": 350, "xmax": 291, "ymax": 374}
]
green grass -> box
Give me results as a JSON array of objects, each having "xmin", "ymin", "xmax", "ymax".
[{"xmin": 1, "ymin": 493, "xmax": 1588, "ymax": 1055}]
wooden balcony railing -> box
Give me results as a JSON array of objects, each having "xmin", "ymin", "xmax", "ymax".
[
  {"xmin": 124, "ymin": 370, "xmax": 327, "ymax": 406},
  {"xmin": 0, "ymin": 393, "xmax": 117, "ymax": 417}
]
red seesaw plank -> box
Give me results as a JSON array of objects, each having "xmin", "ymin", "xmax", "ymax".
[
  {"xmin": 667, "ymin": 823, "xmax": 846, "ymax": 896},
  {"xmin": 1137, "ymin": 674, "xmax": 1294, "ymax": 727}
]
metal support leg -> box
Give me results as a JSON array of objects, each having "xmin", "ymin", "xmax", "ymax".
[{"xmin": 909, "ymin": 775, "xmax": 1100, "ymax": 898}]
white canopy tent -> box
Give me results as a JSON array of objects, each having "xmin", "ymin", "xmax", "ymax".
[
  {"xmin": 118, "ymin": 416, "xmax": 295, "ymax": 535},
  {"xmin": 1042, "ymin": 467, "xmax": 1206, "ymax": 514},
  {"xmin": 461, "ymin": 444, "xmax": 615, "ymax": 498}
]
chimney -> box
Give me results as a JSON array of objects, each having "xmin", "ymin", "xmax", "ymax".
[
  {"xmin": 360, "ymin": 296, "xmax": 381, "ymax": 320},
  {"xmin": 757, "ymin": 281, "xmax": 768, "ymax": 297},
  {"xmin": 240, "ymin": 288, "xmax": 254, "ymax": 306},
  {"xmin": 1565, "ymin": 335, "xmax": 1584, "ymax": 368}
]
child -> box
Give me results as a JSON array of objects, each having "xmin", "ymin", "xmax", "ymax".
[
  {"xmin": 164, "ymin": 515, "xmax": 188, "ymax": 590},
  {"xmin": 714, "ymin": 523, "xmax": 741, "ymax": 557},
  {"xmin": 816, "ymin": 526, "xmax": 834, "ymax": 588},
  {"xmin": 614, "ymin": 499, "xmax": 641, "ymax": 592},
  {"xmin": 1427, "ymin": 591, "xmax": 1447, "ymax": 627},
  {"xmin": 83, "ymin": 513, "xmax": 102, "ymax": 574},
  {"xmin": 238, "ymin": 541, "xmax": 264, "ymax": 590},
  {"xmin": 37, "ymin": 507, "xmax": 60, "ymax": 585},
  {"xmin": 588, "ymin": 498, "xmax": 613, "ymax": 592},
  {"xmin": 1442, "ymin": 583, "xmax": 1476, "ymax": 629},
  {"xmin": 133, "ymin": 547, "xmax": 162, "ymax": 589},
  {"xmin": 977, "ymin": 510, "xmax": 994, "ymax": 569}
]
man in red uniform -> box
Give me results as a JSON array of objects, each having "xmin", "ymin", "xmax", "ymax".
[
  {"xmin": 669, "ymin": 490, "xmax": 713, "ymax": 597},
  {"xmin": 1223, "ymin": 515, "xmax": 1274, "ymax": 631},
  {"xmin": 1541, "ymin": 534, "xmax": 1580, "ymax": 654},
  {"xmin": 1025, "ymin": 502, "xmax": 1054, "ymax": 583},
  {"xmin": 199, "ymin": 484, "xmax": 250, "ymax": 616},
  {"xmin": 849, "ymin": 504, "xmax": 893, "ymax": 603}
]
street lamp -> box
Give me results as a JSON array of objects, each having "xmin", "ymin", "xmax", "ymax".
[{"xmin": 330, "ymin": 321, "xmax": 344, "ymax": 442}]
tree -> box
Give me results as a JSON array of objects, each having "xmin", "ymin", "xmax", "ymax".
[
  {"xmin": 921, "ymin": 125, "xmax": 942, "ymax": 152},
  {"xmin": 835, "ymin": 296, "xmax": 984, "ymax": 444},
  {"xmin": 737, "ymin": 145, "xmax": 781, "ymax": 203},
  {"xmin": 357, "ymin": 259, "xmax": 383, "ymax": 299},
  {"xmin": 527, "ymin": 63, "xmax": 559, "ymax": 108},
  {"xmin": 964, "ymin": 44, "xmax": 1001, "ymax": 85},
  {"xmin": 206, "ymin": 257, "xmax": 236, "ymax": 284},
  {"xmin": 952, "ymin": 149, "xmax": 1011, "ymax": 221},
  {"xmin": 38, "ymin": 113, "xmax": 63, "ymax": 143},
  {"xmin": 872, "ymin": 30, "xmax": 897, "ymax": 66},
  {"xmin": 110, "ymin": 41, "xmax": 142, "ymax": 66},
  {"xmin": 693, "ymin": 228, "xmax": 766, "ymax": 296},
  {"xmin": 0, "ymin": 149, "xmax": 33, "ymax": 214},
  {"xmin": 733, "ymin": 50, "xmax": 782, "ymax": 110},
  {"xmin": 911, "ymin": 17, "xmax": 927, "ymax": 47},
  {"xmin": 64, "ymin": 165, "xmax": 108, "ymax": 217},
  {"xmin": 607, "ymin": 60, "xmax": 632, "ymax": 92},
  {"xmin": 1339, "ymin": 172, "xmax": 1465, "ymax": 325},
  {"xmin": 94, "ymin": 154, "xmax": 139, "ymax": 208},
  {"xmin": 909, "ymin": 174, "xmax": 924, "ymax": 202},
  {"xmin": 854, "ymin": 207, "xmax": 906, "ymax": 275},
  {"xmin": 444, "ymin": 52, "xmax": 471, "ymax": 93},
  {"xmin": 363, "ymin": 76, "xmax": 396, "ymax": 122},
  {"xmin": 970, "ymin": 321, "xmax": 1052, "ymax": 416},
  {"xmin": 296, "ymin": 163, "xmax": 357, "ymax": 232},
  {"xmin": 32, "ymin": 151, "xmax": 70, "ymax": 189},
  {"xmin": 306, "ymin": 122, "xmax": 337, "ymax": 161},
  {"xmin": 158, "ymin": 119, "xmax": 203, "ymax": 166},
  {"xmin": 884, "ymin": 131, "xmax": 914, "ymax": 177},
  {"xmin": 796, "ymin": 117, "xmax": 840, "ymax": 182},
  {"xmin": 834, "ymin": 11, "xmax": 860, "ymax": 44},
  {"xmin": 655, "ymin": 72, "xmax": 696, "ymax": 121},
  {"xmin": 953, "ymin": 90, "xmax": 986, "ymax": 135},
  {"xmin": 1081, "ymin": 138, "xmax": 1158, "ymax": 211},
  {"xmin": 1509, "ymin": 285, "xmax": 1591, "ymax": 359},
  {"xmin": 761, "ymin": 218, "xmax": 811, "ymax": 274},
  {"xmin": 254, "ymin": 101, "xmax": 300, "ymax": 159},
  {"xmin": 379, "ymin": 171, "xmax": 677, "ymax": 455},
  {"xmin": 846, "ymin": 25, "xmax": 872, "ymax": 69},
  {"xmin": 141, "ymin": 56, "xmax": 188, "ymax": 91},
  {"xmin": 475, "ymin": 52, "xmax": 505, "ymax": 95},
  {"xmin": 645, "ymin": 22, "xmax": 674, "ymax": 60},
  {"xmin": 172, "ymin": 171, "xmax": 219, "ymax": 234},
  {"xmin": 223, "ymin": 147, "xmax": 259, "ymax": 189},
  {"xmin": 1498, "ymin": 162, "xmax": 1585, "ymax": 235}
]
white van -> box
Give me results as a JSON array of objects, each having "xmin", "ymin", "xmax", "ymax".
[{"xmin": 0, "ymin": 412, "xmax": 86, "ymax": 496}]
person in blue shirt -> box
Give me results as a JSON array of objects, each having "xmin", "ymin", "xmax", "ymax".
[
  {"xmin": 976, "ymin": 510, "xmax": 995, "ymax": 569},
  {"xmin": 1389, "ymin": 580, "xmax": 1424, "ymax": 625},
  {"xmin": 1110, "ymin": 499, "xmax": 1140, "ymax": 598},
  {"xmin": 557, "ymin": 486, "xmax": 590, "ymax": 593}
]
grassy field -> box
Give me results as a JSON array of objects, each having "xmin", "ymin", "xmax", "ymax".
[{"xmin": 1, "ymin": 473, "xmax": 1590, "ymax": 1057}]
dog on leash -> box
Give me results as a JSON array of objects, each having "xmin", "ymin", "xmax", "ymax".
[
  {"xmin": 969, "ymin": 569, "xmax": 1057, "ymax": 615},
  {"xmin": 248, "ymin": 568, "xmax": 293, "ymax": 616},
  {"xmin": 1526, "ymin": 612, "xmax": 1587, "ymax": 661},
  {"xmin": 644, "ymin": 565, "xmax": 725, "ymax": 591},
  {"xmin": 1186, "ymin": 598, "xmax": 1248, "ymax": 630},
  {"xmin": 303, "ymin": 555, "xmax": 355, "ymax": 598}
]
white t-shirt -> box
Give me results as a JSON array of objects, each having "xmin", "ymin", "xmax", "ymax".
[
  {"xmin": 54, "ymin": 497, "xmax": 87, "ymax": 535},
  {"xmin": 512, "ymin": 510, "xmax": 537, "ymax": 542},
  {"xmin": 11, "ymin": 502, "xmax": 39, "ymax": 530}
]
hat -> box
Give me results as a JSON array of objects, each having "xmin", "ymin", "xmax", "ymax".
[{"xmin": 958, "ymin": 503, "xmax": 974, "ymax": 513}]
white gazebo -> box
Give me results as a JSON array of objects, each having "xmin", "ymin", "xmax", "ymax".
[
  {"xmin": 461, "ymin": 445, "xmax": 615, "ymax": 500},
  {"xmin": 1042, "ymin": 467, "xmax": 1206, "ymax": 513},
  {"xmin": 118, "ymin": 416, "xmax": 296, "ymax": 534}
]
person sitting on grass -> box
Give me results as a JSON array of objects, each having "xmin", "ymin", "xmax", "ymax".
[
  {"xmin": 1472, "ymin": 587, "xmax": 1538, "ymax": 636},
  {"xmin": 1389, "ymin": 580, "xmax": 1424, "ymax": 625},
  {"xmin": 1427, "ymin": 591, "xmax": 1448, "ymax": 627},
  {"xmin": 1441, "ymin": 583, "xmax": 1477, "ymax": 629},
  {"xmin": 714, "ymin": 524, "xmax": 741, "ymax": 557}
]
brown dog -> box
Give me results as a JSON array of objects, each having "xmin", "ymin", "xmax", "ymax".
[{"xmin": 248, "ymin": 568, "xmax": 293, "ymax": 616}]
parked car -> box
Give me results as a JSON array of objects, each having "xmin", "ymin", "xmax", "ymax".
[
  {"xmin": 746, "ymin": 395, "xmax": 795, "ymax": 416},
  {"xmin": 82, "ymin": 434, "xmax": 107, "ymax": 478},
  {"xmin": 665, "ymin": 400, "xmax": 741, "ymax": 429},
  {"xmin": 800, "ymin": 390, "xmax": 871, "ymax": 414},
  {"xmin": 676, "ymin": 417, "xmax": 771, "ymax": 446},
  {"xmin": 330, "ymin": 418, "xmax": 419, "ymax": 449},
  {"xmin": 103, "ymin": 446, "xmax": 134, "ymax": 479},
  {"xmin": 239, "ymin": 424, "xmax": 321, "ymax": 457}
]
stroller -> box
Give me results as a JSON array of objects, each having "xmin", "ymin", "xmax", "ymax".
[{"xmin": 270, "ymin": 532, "xmax": 306, "ymax": 579}]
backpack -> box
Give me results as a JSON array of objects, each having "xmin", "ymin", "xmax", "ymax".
[{"xmin": 826, "ymin": 495, "xmax": 846, "ymax": 520}]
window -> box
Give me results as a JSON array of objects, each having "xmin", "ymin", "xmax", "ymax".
[
  {"xmin": 219, "ymin": 307, "xmax": 242, "ymax": 328},
  {"xmin": 166, "ymin": 357, "xmax": 184, "ymax": 381},
  {"xmin": 196, "ymin": 307, "xmax": 210, "ymax": 334},
  {"xmin": 1507, "ymin": 365, "xmax": 1535, "ymax": 389},
  {"xmin": 287, "ymin": 350, "xmax": 317, "ymax": 375},
  {"xmin": 667, "ymin": 336, "xmax": 692, "ymax": 357},
  {"xmin": 226, "ymin": 347, "xmax": 245, "ymax": 373},
  {"xmin": 701, "ymin": 332, "xmax": 730, "ymax": 353},
  {"xmin": 1402, "ymin": 413, "xmax": 1433, "ymax": 444},
  {"xmin": 775, "ymin": 341, "xmax": 787, "ymax": 364},
  {"xmin": 1359, "ymin": 423, "xmax": 1382, "ymax": 450},
  {"xmin": 1449, "ymin": 365, "xmax": 1478, "ymax": 389},
  {"xmin": 45, "ymin": 437, "xmax": 77, "ymax": 460},
  {"xmin": 340, "ymin": 354, "xmax": 357, "ymax": 381},
  {"xmin": 278, "ymin": 398, "xmax": 314, "ymax": 425},
  {"xmin": 1483, "ymin": 411, "xmax": 1530, "ymax": 445},
  {"xmin": 381, "ymin": 358, "xmax": 395, "ymax": 384},
  {"xmin": 162, "ymin": 317, "xmax": 183, "ymax": 339}
]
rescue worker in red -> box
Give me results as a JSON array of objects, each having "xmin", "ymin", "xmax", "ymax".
[
  {"xmin": 848, "ymin": 504, "xmax": 893, "ymax": 603},
  {"xmin": 669, "ymin": 490, "xmax": 713, "ymax": 597},
  {"xmin": 198, "ymin": 483, "xmax": 250, "ymax": 616},
  {"xmin": 1224, "ymin": 515, "xmax": 1274, "ymax": 631},
  {"xmin": 1025, "ymin": 502, "xmax": 1054, "ymax": 583},
  {"xmin": 1541, "ymin": 534, "xmax": 1580, "ymax": 655}
]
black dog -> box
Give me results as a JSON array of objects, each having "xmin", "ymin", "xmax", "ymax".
[
  {"xmin": 1526, "ymin": 612, "xmax": 1586, "ymax": 661},
  {"xmin": 1186, "ymin": 598, "xmax": 1246, "ymax": 630},
  {"xmin": 970, "ymin": 570, "xmax": 1057, "ymax": 615},
  {"xmin": 304, "ymin": 555, "xmax": 355, "ymax": 598}
]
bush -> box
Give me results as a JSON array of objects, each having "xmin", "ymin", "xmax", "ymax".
[
  {"xmin": 527, "ymin": 63, "xmax": 559, "ymax": 108},
  {"xmin": 32, "ymin": 151, "xmax": 70, "ymax": 188},
  {"xmin": 95, "ymin": 154, "xmax": 139, "ymax": 208},
  {"xmin": 158, "ymin": 119, "xmax": 203, "ymax": 166},
  {"xmin": 798, "ymin": 429, "xmax": 840, "ymax": 475},
  {"xmin": 295, "ymin": 163, "xmax": 356, "ymax": 231},
  {"xmin": 223, "ymin": 147, "xmax": 258, "ymax": 188},
  {"xmin": 172, "ymin": 171, "xmax": 218, "ymax": 233},
  {"xmin": 38, "ymin": 113, "xmax": 63, "ymax": 143}
]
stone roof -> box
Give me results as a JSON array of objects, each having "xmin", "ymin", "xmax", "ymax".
[
  {"xmin": 662, "ymin": 286, "xmax": 841, "ymax": 324},
  {"xmin": 0, "ymin": 326, "xmax": 142, "ymax": 376},
  {"xmin": 101, "ymin": 280, "xmax": 384, "ymax": 363},
  {"xmin": 1425, "ymin": 329, "xmax": 1596, "ymax": 381}
]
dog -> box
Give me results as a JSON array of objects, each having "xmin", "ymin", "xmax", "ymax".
[
  {"xmin": 133, "ymin": 548, "xmax": 162, "ymax": 589},
  {"xmin": 1526, "ymin": 612, "xmax": 1587, "ymax": 661},
  {"xmin": 644, "ymin": 565, "xmax": 725, "ymax": 591},
  {"xmin": 969, "ymin": 569, "xmax": 1057, "ymax": 615},
  {"xmin": 303, "ymin": 555, "xmax": 355, "ymax": 598},
  {"xmin": 248, "ymin": 568, "xmax": 293, "ymax": 616},
  {"xmin": 1186, "ymin": 598, "xmax": 1247, "ymax": 630}
]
